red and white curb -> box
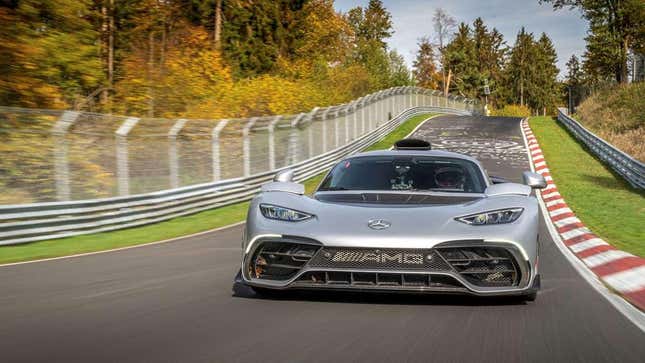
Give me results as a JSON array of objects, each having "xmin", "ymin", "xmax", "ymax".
[{"xmin": 521, "ymin": 120, "xmax": 645, "ymax": 312}]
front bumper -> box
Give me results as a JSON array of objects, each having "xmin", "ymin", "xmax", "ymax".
[{"xmin": 241, "ymin": 236, "xmax": 539, "ymax": 296}]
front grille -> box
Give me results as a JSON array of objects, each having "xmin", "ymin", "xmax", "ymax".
[
  {"xmin": 249, "ymin": 241, "xmax": 320, "ymax": 281},
  {"xmin": 294, "ymin": 271, "xmax": 464, "ymax": 290},
  {"xmin": 436, "ymin": 246, "xmax": 521, "ymax": 287},
  {"xmin": 308, "ymin": 247, "xmax": 451, "ymax": 271}
]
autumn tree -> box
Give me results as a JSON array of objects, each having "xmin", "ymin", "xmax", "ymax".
[
  {"xmin": 432, "ymin": 8, "xmax": 456, "ymax": 94},
  {"xmin": 0, "ymin": 0, "xmax": 103, "ymax": 108},
  {"xmin": 413, "ymin": 37, "xmax": 439, "ymax": 89}
]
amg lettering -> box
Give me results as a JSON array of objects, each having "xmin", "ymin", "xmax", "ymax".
[
  {"xmin": 381, "ymin": 252, "xmax": 403, "ymax": 263},
  {"xmin": 331, "ymin": 251, "xmax": 424, "ymax": 265}
]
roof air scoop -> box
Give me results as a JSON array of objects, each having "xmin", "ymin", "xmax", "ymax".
[{"xmin": 393, "ymin": 138, "xmax": 431, "ymax": 150}]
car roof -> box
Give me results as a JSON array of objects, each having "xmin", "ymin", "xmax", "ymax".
[{"xmin": 347, "ymin": 149, "xmax": 482, "ymax": 165}]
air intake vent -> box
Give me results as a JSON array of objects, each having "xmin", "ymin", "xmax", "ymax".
[
  {"xmin": 437, "ymin": 246, "xmax": 520, "ymax": 287},
  {"xmin": 393, "ymin": 138, "xmax": 431, "ymax": 150},
  {"xmin": 249, "ymin": 241, "xmax": 320, "ymax": 281}
]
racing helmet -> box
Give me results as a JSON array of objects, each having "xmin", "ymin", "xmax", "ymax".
[{"xmin": 434, "ymin": 166, "xmax": 465, "ymax": 189}]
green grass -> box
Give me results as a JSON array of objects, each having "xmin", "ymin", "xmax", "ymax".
[
  {"xmin": 530, "ymin": 116, "xmax": 645, "ymax": 257},
  {"xmin": 0, "ymin": 113, "xmax": 435, "ymax": 264}
]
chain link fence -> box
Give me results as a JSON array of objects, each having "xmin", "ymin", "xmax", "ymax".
[{"xmin": 0, "ymin": 86, "xmax": 482, "ymax": 205}]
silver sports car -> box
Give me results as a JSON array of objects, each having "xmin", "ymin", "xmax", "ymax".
[{"xmin": 237, "ymin": 139, "xmax": 546, "ymax": 301}]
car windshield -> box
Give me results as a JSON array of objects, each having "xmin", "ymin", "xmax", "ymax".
[{"xmin": 318, "ymin": 155, "xmax": 486, "ymax": 193}]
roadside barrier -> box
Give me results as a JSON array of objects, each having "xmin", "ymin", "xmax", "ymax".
[{"xmin": 557, "ymin": 108, "xmax": 644, "ymax": 189}]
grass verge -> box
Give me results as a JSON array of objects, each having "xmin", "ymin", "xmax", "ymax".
[
  {"xmin": 0, "ymin": 113, "xmax": 435, "ymax": 264},
  {"xmin": 530, "ymin": 116, "xmax": 645, "ymax": 257}
]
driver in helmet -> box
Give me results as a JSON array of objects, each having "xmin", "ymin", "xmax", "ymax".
[{"xmin": 434, "ymin": 166, "xmax": 465, "ymax": 190}]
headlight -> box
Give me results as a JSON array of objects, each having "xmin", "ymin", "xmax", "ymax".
[
  {"xmin": 456, "ymin": 208, "xmax": 523, "ymax": 225},
  {"xmin": 259, "ymin": 204, "xmax": 313, "ymax": 222}
]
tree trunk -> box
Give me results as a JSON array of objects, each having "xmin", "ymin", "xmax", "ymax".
[
  {"xmin": 444, "ymin": 68, "xmax": 452, "ymax": 97},
  {"xmin": 214, "ymin": 0, "xmax": 222, "ymax": 49},
  {"xmin": 100, "ymin": 2, "xmax": 108, "ymax": 104},
  {"xmin": 148, "ymin": 31, "xmax": 155, "ymax": 118},
  {"xmin": 520, "ymin": 75, "xmax": 524, "ymax": 107},
  {"xmin": 107, "ymin": 0, "xmax": 114, "ymax": 108},
  {"xmin": 618, "ymin": 38, "xmax": 629, "ymax": 83}
]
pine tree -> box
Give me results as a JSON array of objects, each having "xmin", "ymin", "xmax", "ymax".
[
  {"xmin": 472, "ymin": 18, "xmax": 507, "ymax": 106},
  {"xmin": 533, "ymin": 33, "xmax": 560, "ymax": 114},
  {"xmin": 388, "ymin": 50, "xmax": 412, "ymax": 86},
  {"xmin": 565, "ymin": 54, "xmax": 585, "ymax": 110},
  {"xmin": 412, "ymin": 37, "xmax": 439, "ymax": 89},
  {"xmin": 346, "ymin": 0, "xmax": 395, "ymax": 91},
  {"xmin": 505, "ymin": 27, "xmax": 537, "ymax": 108},
  {"xmin": 443, "ymin": 23, "xmax": 478, "ymax": 98},
  {"xmin": 541, "ymin": 0, "xmax": 644, "ymax": 83}
]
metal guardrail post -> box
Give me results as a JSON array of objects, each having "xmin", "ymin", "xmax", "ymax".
[
  {"xmin": 168, "ymin": 118, "xmax": 187, "ymax": 189},
  {"xmin": 267, "ymin": 115, "xmax": 282, "ymax": 171},
  {"xmin": 334, "ymin": 109, "xmax": 341, "ymax": 148},
  {"xmin": 360, "ymin": 97, "xmax": 367, "ymax": 135},
  {"xmin": 287, "ymin": 113, "xmax": 305, "ymax": 165},
  {"xmin": 343, "ymin": 104, "xmax": 351, "ymax": 143},
  {"xmin": 211, "ymin": 119, "xmax": 229, "ymax": 181},
  {"xmin": 372, "ymin": 93, "xmax": 378, "ymax": 129},
  {"xmin": 242, "ymin": 117, "xmax": 259, "ymax": 177},
  {"xmin": 321, "ymin": 108, "xmax": 331, "ymax": 152},
  {"xmin": 369, "ymin": 94, "xmax": 376, "ymax": 129},
  {"xmin": 390, "ymin": 90, "xmax": 395, "ymax": 119},
  {"xmin": 351, "ymin": 100, "xmax": 358, "ymax": 140},
  {"xmin": 52, "ymin": 111, "xmax": 80, "ymax": 201},
  {"xmin": 378, "ymin": 91, "xmax": 384, "ymax": 126},
  {"xmin": 115, "ymin": 117, "xmax": 140, "ymax": 196},
  {"xmin": 304, "ymin": 108, "xmax": 318, "ymax": 158}
]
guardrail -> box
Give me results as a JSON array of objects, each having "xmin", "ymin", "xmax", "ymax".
[
  {"xmin": 557, "ymin": 108, "xmax": 645, "ymax": 189},
  {"xmin": 0, "ymin": 105, "xmax": 474, "ymax": 245}
]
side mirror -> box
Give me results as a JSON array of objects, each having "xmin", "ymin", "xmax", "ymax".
[
  {"xmin": 522, "ymin": 171, "xmax": 547, "ymax": 189},
  {"xmin": 274, "ymin": 169, "xmax": 295, "ymax": 183}
]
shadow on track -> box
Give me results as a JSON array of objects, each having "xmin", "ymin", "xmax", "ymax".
[{"xmin": 231, "ymin": 281, "xmax": 530, "ymax": 307}]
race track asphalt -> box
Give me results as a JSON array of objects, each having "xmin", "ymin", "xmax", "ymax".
[{"xmin": 1, "ymin": 115, "xmax": 643, "ymax": 363}]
